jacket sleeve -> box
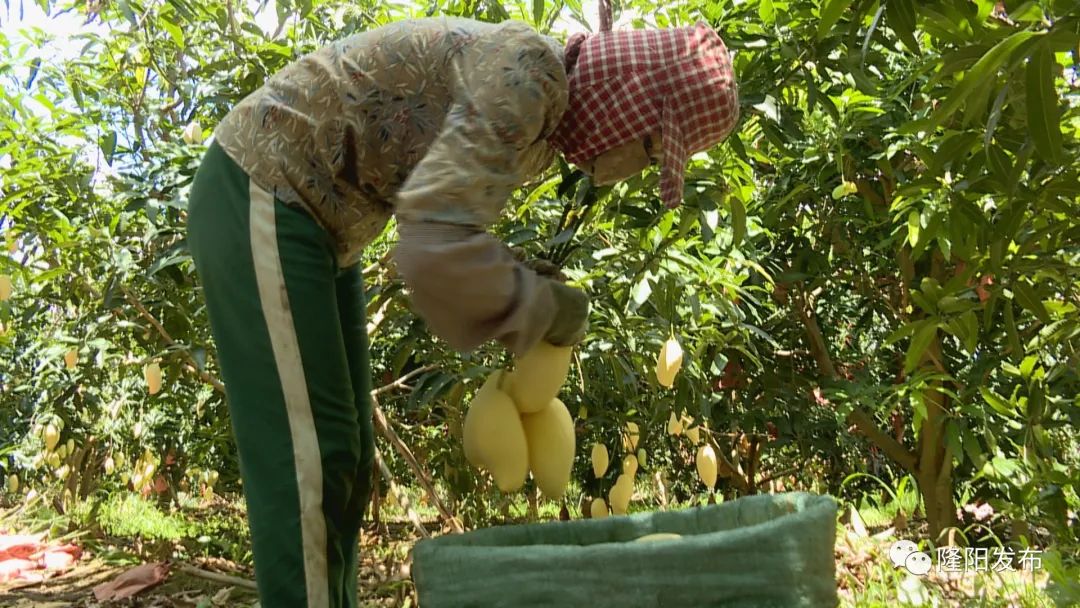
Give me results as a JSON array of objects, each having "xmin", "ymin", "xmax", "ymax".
[{"xmin": 392, "ymin": 22, "xmax": 569, "ymax": 355}]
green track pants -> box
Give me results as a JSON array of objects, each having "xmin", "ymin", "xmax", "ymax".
[{"xmin": 187, "ymin": 140, "xmax": 375, "ymax": 608}]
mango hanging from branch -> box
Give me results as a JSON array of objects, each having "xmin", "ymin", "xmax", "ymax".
[
  {"xmin": 590, "ymin": 497, "xmax": 609, "ymax": 519},
  {"xmin": 591, "ymin": 443, "xmax": 609, "ymax": 479},
  {"xmin": 685, "ymin": 424, "xmax": 701, "ymax": 445},
  {"xmin": 655, "ymin": 336, "xmax": 683, "ymax": 388},
  {"xmin": 507, "ymin": 342, "xmax": 572, "ymax": 413},
  {"xmin": 623, "ymin": 421, "xmax": 639, "ymax": 451},
  {"xmin": 609, "ymin": 473, "xmax": 633, "ymax": 515},
  {"xmin": 696, "ymin": 445, "xmax": 718, "ymax": 489},
  {"xmin": 43, "ymin": 424, "xmax": 60, "ymax": 452},
  {"xmin": 461, "ymin": 371, "xmax": 529, "ymax": 492},
  {"xmin": 0, "ymin": 275, "xmax": 12, "ymax": 301},
  {"xmin": 667, "ymin": 411, "xmax": 683, "ymax": 436},
  {"xmin": 521, "ymin": 397, "xmax": 576, "ymax": 500},
  {"xmin": 145, "ymin": 363, "xmax": 162, "ymax": 395},
  {"xmin": 182, "ymin": 121, "xmax": 203, "ymax": 145}
]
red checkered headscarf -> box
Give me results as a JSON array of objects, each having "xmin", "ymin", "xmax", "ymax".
[{"xmin": 548, "ymin": 21, "xmax": 739, "ymax": 208}]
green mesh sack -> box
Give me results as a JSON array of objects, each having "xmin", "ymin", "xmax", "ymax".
[{"xmin": 412, "ymin": 492, "xmax": 839, "ymax": 607}]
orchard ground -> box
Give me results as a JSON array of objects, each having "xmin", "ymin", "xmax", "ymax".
[{"xmin": 1, "ymin": 483, "xmax": 1072, "ymax": 607}]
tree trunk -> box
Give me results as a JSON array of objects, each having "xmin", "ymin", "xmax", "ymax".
[
  {"xmin": 909, "ymin": 253, "xmax": 959, "ymax": 541},
  {"xmin": 794, "ymin": 259, "xmax": 959, "ymax": 539},
  {"xmin": 917, "ymin": 350, "xmax": 959, "ymax": 539}
]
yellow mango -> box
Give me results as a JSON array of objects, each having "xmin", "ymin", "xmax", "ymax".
[
  {"xmin": 64, "ymin": 349, "xmax": 78, "ymax": 369},
  {"xmin": 622, "ymin": 454, "xmax": 638, "ymax": 476},
  {"xmin": 507, "ymin": 342, "xmax": 572, "ymax": 413},
  {"xmin": 7, "ymin": 475, "xmax": 18, "ymax": 493},
  {"xmin": 655, "ymin": 337, "xmax": 683, "ymax": 387},
  {"xmin": 609, "ymin": 473, "xmax": 633, "ymax": 515},
  {"xmin": 591, "ymin": 443, "xmax": 609, "ymax": 478},
  {"xmin": 145, "ymin": 363, "xmax": 162, "ymax": 395},
  {"xmin": 633, "ymin": 533, "xmax": 683, "ymax": 542},
  {"xmin": 685, "ymin": 425, "xmax": 701, "ymax": 445},
  {"xmin": 667, "ymin": 411, "xmax": 683, "ymax": 435},
  {"xmin": 463, "ymin": 371, "xmax": 506, "ymax": 466},
  {"xmin": 697, "ymin": 445, "xmax": 718, "ymax": 489},
  {"xmin": 0, "ymin": 275, "xmax": 11, "ymax": 301},
  {"xmin": 461, "ymin": 371, "xmax": 529, "ymax": 492},
  {"xmin": 43, "ymin": 423, "xmax": 60, "ymax": 452},
  {"xmin": 590, "ymin": 497, "xmax": 609, "ymax": 519},
  {"xmin": 623, "ymin": 421, "xmax": 639, "ymax": 451},
  {"xmin": 182, "ymin": 121, "xmax": 203, "ymax": 145},
  {"xmin": 521, "ymin": 398, "xmax": 576, "ymax": 500}
]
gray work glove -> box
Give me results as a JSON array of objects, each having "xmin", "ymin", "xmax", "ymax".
[
  {"xmin": 544, "ymin": 280, "xmax": 589, "ymax": 347},
  {"xmin": 511, "ymin": 247, "xmax": 567, "ymax": 281},
  {"xmin": 509, "ymin": 247, "xmax": 588, "ymax": 346}
]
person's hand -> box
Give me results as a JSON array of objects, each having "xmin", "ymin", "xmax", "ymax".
[
  {"xmin": 544, "ymin": 281, "xmax": 589, "ymax": 347},
  {"xmin": 511, "ymin": 247, "xmax": 568, "ymax": 281}
]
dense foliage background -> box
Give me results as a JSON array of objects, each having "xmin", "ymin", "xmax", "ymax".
[{"xmin": 1, "ymin": 0, "xmax": 1078, "ymax": 601}]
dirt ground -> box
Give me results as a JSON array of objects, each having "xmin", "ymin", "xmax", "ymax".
[{"xmin": 1, "ymin": 523, "xmax": 420, "ymax": 608}]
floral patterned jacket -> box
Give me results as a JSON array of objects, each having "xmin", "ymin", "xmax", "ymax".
[{"xmin": 214, "ymin": 17, "xmax": 571, "ymax": 354}]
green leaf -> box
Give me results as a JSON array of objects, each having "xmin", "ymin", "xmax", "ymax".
[
  {"xmin": 958, "ymin": 310, "xmax": 978, "ymax": 354},
  {"xmin": 1013, "ymin": 279, "xmax": 1051, "ymax": 324},
  {"xmin": 904, "ymin": 321, "xmax": 937, "ymax": 373},
  {"xmin": 760, "ymin": 0, "xmax": 776, "ymax": 23},
  {"xmin": 730, "ymin": 197, "xmax": 746, "ymax": 248},
  {"xmin": 1004, "ymin": 301, "xmax": 1022, "ymax": 360},
  {"xmin": 818, "ymin": 0, "xmax": 855, "ymax": 40},
  {"xmin": 1024, "ymin": 43, "xmax": 1064, "ymax": 164},
  {"xmin": 984, "ymin": 84, "xmax": 1009, "ymax": 150},
  {"xmin": 945, "ymin": 420, "xmax": 963, "ymax": 465},
  {"xmin": 906, "ymin": 209, "xmax": 920, "ymax": 247},
  {"xmin": 861, "ymin": 5, "xmax": 886, "ymax": 64},
  {"xmin": 925, "ymin": 31, "xmax": 1039, "ymax": 131},
  {"xmin": 533, "ymin": 0, "xmax": 544, "ymax": 25},
  {"xmin": 1019, "ymin": 354, "xmax": 1038, "ymax": 379},
  {"xmin": 100, "ymin": 131, "xmax": 117, "ymax": 165},
  {"xmin": 885, "ymin": 0, "xmax": 919, "ymax": 53},
  {"xmin": 961, "ymin": 426, "xmax": 986, "ymax": 468},
  {"xmin": 117, "ymin": 0, "xmax": 139, "ymax": 27},
  {"xmin": 986, "ymin": 144, "xmax": 1012, "ymax": 181},
  {"xmin": 161, "ymin": 19, "xmax": 185, "ymax": 48},
  {"xmin": 884, "ymin": 322, "xmax": 917, "ymax": 346},
  {"xmin": 980, "ymin": 387, "xmax": 1016, "ymax": 417},
  {"xmin": 630, "ymin": 276, "xmax": 652, "ymax": 307}
]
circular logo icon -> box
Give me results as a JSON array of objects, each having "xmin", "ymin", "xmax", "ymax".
[
  {"xmin": 904, "ymin": 551, "xmax": 933, "ymax": 576},
  {"xmin": 889, "ymin": 540, "xmax": 919, "ymax": 568}
]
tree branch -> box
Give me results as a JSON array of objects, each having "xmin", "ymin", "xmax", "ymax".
[
  {"xmin": 846, "ymin": 407, "xmax": 917, "ymax": 472},
  {"xmin": 793, "ymin": 284, "xmax": 918, "ymax": 472},
  {"xmin": 374, "ymin": 448, "xmax": 430, "ymax": 539},
  {"xmin": 372, "ymin": 395, "xmax": 463, "ymax": 533},
  {"xmin": 370, "ymin": 365, "xmax": 436, "ymax": 397},
  {"xmin": 176, "ymin": 563, "xmax": 257, "ymax": 591},
  {"xmin": 123, "ymin": 287, "xmax": 226, "ymax": 394}
]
